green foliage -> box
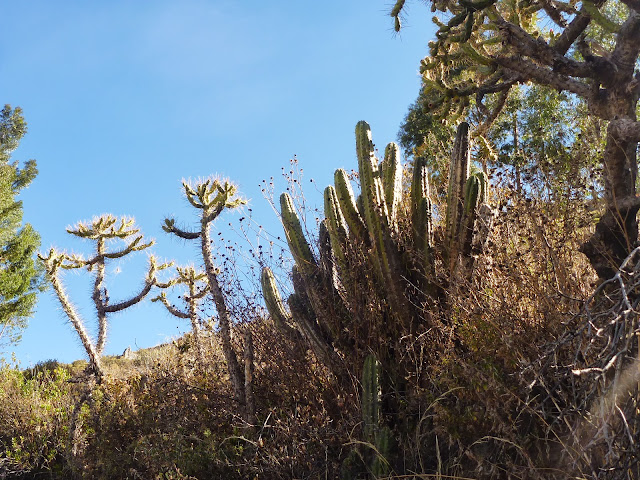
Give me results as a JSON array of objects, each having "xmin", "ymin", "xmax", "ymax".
[
  {"xmin": 0, "ymin": 360, "xmax": 73, "ymax": 477},
  {"xmin": 391, "ymin": 0, "xmax": 640, "ymax": 278},
  {"xmin": 0, "ymin": 105, "xmax": 44, "ymax": 348}
]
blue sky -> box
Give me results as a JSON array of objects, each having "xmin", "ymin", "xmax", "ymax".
[{"xmin": 2, "ymin": 1, "xmax": 434, "ymax": 366}]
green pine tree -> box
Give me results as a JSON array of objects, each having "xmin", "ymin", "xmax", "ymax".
[{"xmin": 0, "ymin": 105, "xmax": 43, "ymax": 347}]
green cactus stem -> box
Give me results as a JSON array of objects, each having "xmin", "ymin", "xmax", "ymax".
[
  {"xmin": 362, "ymin": 354, "xmax": 381, "ymax": 441},
  {"xmin": 280, "ymin": 192, "xmax": 317, "ymax": 275},
  {"xmin": 411, "ymin": 156, "xmax": 434, "ymax": 279},
  {"xmin": 260, "ymin": 267, "xmax": 298, "ymax": 338},
  {"xmin": 361, "ymin": 354, "xmax": 393, "ymax": 477},
  {"xmin": 324, "ymin": 185, "xmax": 350, "ymax": 275},
  {"xmin": 381, "ymin": 143, "xmax": 402, "ymax": 228},
  {"xmin": 334, "ymin": 169, "xmax": 368, "ymax": 245},
  {"xmin": 445, "ymin": 122, "xmax": 472, "ymax": 275},
  {"xmin": 459, "ymin": 173, "xmax": 482, "ymax": 258}
]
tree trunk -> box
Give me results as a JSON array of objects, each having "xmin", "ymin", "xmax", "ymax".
[{"xmin": 581, "ymin": 118, "xmax": 639, "ymax": 279}]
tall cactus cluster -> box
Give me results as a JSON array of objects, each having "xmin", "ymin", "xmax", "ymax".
[
  {"xmin": 262, "ymin": 121, "xmax": 493, "ymax": 475},
  {"xmin": 262, "ymin": 121, "xmax": 491, "ymax": 371}
]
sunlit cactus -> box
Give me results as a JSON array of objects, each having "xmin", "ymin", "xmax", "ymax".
[
  {"xmin": 324, "ymin": 185, "xmax": 349, "ymax": 275},
  {"xmin": 279, "ymin": 192, "xmax": 317, "ymax": 275},
  {"xmin": 164, "ymin": 177, "xmax": 250, "ymax": 417},
  {"xmin": 334, "ymin": 168, "xmax": 367, "ymax": 245},
  {"xmin": 152, "ymin": 265, "xmax": 209, "ymax": 365},
  {"xmin": 381, "ymin": 142, "xmax": 402, "ymax": 228},
  {"xmin": 39, "ymin": 214, "xmax": 165, "ymax": 379},
  {"xmin": 260, "ymin": 266, "xmax": 298, "ymax": 339}
]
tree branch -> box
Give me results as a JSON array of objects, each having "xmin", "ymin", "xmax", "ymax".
[
  {"xmin": 553, "ymin": 8, "xmax": 594, "ymax": 55},
  {"xmin": 610, "ymin": 118, "xmax": 640, "ymax": 143},
  {"xmin": 611, "ymin": 11, "xmax": 640, "ymax": 79},
  {"xmin": 494, "ymin": 56, "xmax": 592, "ymax": 98},
  {"xmin": 493, "ymin": 15, "xmax": 595, "ymax": 78}
]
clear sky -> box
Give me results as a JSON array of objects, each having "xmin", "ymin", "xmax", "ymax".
[{"xmin": 2, "ymin": 1, "xmax": 434, "ymax": 366}]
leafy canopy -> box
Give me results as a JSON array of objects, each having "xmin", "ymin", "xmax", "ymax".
[{"xmin": 0, "ymin": 105, "xmax": 44, "ymax": 348}]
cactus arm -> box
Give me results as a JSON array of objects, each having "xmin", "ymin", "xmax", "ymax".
[
  {"xmin": 411, "ymin": 157, "xmax": 434, "ymax": 277},
  {"xmin": 103, "ymin": 282, "xmax": 153, "ymax": 314},
  {"xmin": 458, "ymin": 173, "xmax": 482, "ymax": 261},
  {"xmin": 163, "ymin": 219, "xmax": 201, "ymax": 239},
  {"xmin": 152, "ymin": 292, "xmax": 190, "ymax": 318},
  {"xmin": 280, "ymin": 192, "xmax": 317, "ymax": 275},
  {"xmin": 324, "ymin": 186, "xmax": 350, "ymax": 275},
  {"xmin": 381, "ymin": 142, "xmax": 402, "ymax": 228},
  {"xmin": 102, "ymin": 237, "xmax": 155, "ymax": 259},
  {"xmin": 362, "ymin": 354, "xmax": 380, "ymax": 441},
  {"xmin": 288, "ymin": 291, "xmax": 344, "ymax": 375},
  {"xmin": 356, "ymin": 121, "xmax": 389, "ymax": 233},
  {"xmin": 334, "ymin": 169, "xmax": 368, "ymax": 244},
  {"xmin": 260, "ymin": 267, "xmax": 298, "ymax": 338},
  {"xmin": 103, "ymin": 256, "xmax": 163, "ymax": 314}
]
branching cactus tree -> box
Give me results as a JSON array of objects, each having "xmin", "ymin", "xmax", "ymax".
[
  {"xmin": 39, "ymin": 215, "xmax": 166, "ymax": 379},
  {"xmin": 152, "ymin": 266, "xmax": 209, "ymax": 365},
  {"xmin": 162, "ymin": 178, "xmax": 253, "ymax": 417}
]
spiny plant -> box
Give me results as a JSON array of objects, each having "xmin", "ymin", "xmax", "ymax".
[
  {"xmin": 262, "ymin": 121, "xmax": 493, "ymax": 368},
  {"xmin": 152, "ymin": 265, "xmax": 209, "ymax": 366},
  {"xmin": 262, "ymin": 121, "xmax": 494, "ymax": 474},
  {"xmin": 162, "ymin": 177, "xmax": 255, "ymax": 421},
  {"xmin": 341, "ymin": 354, "xmax": 393, "ymax": 479},
  {"xmin": 39, "ymin": 215, "xmax": 166, "ymax": 379}
]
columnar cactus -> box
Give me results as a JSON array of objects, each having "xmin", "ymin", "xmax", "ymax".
[
  {"xmin": 362, "ymin": 354, "xmax": 392, "ymax": 477},
  {"xmin": 362, "ymin": 354, "xmax": 381, "ymax": 441},
  {"xmin": 39, "ymin": 215, "xmax": 164, "ymax": 378},
  {"xmin": 262, "ymin": 121, "xmax": 493, "ymax": 478},
  {"xmin": 262, "ymin": 120, "xmax": 493, "ymax": 383},
  {"xmin": 280, "ymin": 192, "xmax": 317, "ymax": 276}
]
